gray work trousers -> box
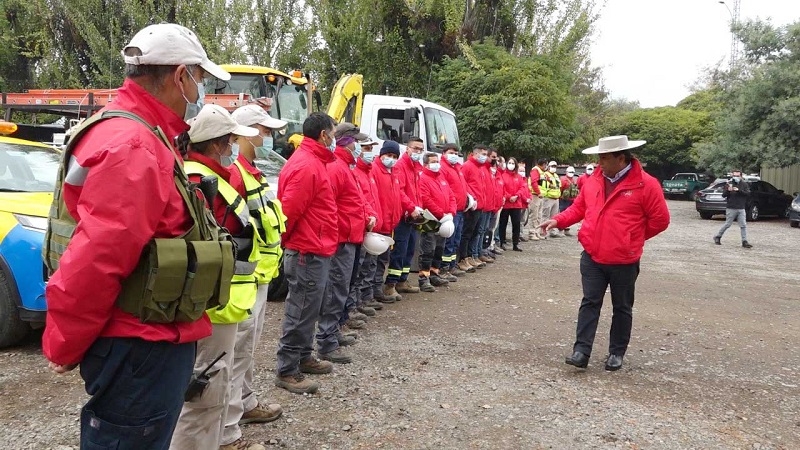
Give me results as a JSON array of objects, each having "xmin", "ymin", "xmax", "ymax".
[
  {"xmin": 316, "ymin": 243, "xmax": 357, "ymax": 355},
  {"xmin": 351, "ymin": 246, "xmax": 378, "ymax": 305},
  {"xmin": 276, "ymin": 250, "xmax": 331, "ymax": 376},
  {"xmin": 715, "ymin": 208, "xmax": 748, "ymax": 241}
]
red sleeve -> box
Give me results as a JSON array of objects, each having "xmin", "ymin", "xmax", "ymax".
[
  {"xmin": 396, "ymin": 165, "xmax": 417, "ymax": 215},
  {"xmin": 420, "ymin": 179, "xmax": 445, "ymax": 219},
  {"xmin": 448, "ymin": 185, "xmax": 457, "ymax": 215},
  {"xmin": 462, "ymin": 164, "xmax": 481, "ymax": 200},
  {"xmin": 517, "ymin": 176, "xmax": 529, "ymax": 199},
  {"xmin": 43, "ymin": 134, "xmax": 172, "ymax": 365},
  {"xmin": 277, "ymin": 165, "xmax": 315, "ymax": 238},
  {"xmin": 529, "ymin": 170, "xmax": 541, "ymax": 195},
  {"xmin": 643, "ymin": 177, "xmax": 670, "ymax": 239},
  {"xmin": 554, "ymin": 188, "xmax": 586, "ymax": 229}
]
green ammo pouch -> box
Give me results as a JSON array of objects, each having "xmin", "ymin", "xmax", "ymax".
[
  {"xmin": 118, "ymin": 239, "xmax": 188, "ymax": 323},
  {"xmin": 174, "ymin": 241, "xmax": 224, "ymax": 322}
]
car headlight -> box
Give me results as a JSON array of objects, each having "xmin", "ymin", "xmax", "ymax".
[
  {"xmin": 792, "ymin": 202, "xmax": 800, "ymax": 212},
  {"xmin": 13, "ymin": 214, "xmax": 48, "ymax": 232}
]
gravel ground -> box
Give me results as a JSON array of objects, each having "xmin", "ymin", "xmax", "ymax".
[{"xmin": 2, "ymin": 200, "xmax": 799, "ymax": 449}]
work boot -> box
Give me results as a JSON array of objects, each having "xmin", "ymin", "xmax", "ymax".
[
  {"xmin": 220, "ymin": 438, "xmax": 267, "ymax": 450},
  {"xmin": 299, "ymin": 357, "xmax": 333, "ymax": 375},
  {"xmin": 742, "ymin": 241, "xmax": 753, "ymax": 248},
  {"xmin": 467, "ymin": 257, "xmax": 486, "ymax": 269},
  {"xmin": 348, "ymin": 310, "xmax": 369, "ymax": 322},
  {"xmin": 493, "ymin": 246, "xmax": 505, "ymax": 255},
  {"xmin": 397, "ymin": 280, "xmax": 421, "ymax": 294},
  {"xmin": 239, "ymin": 402, "xmax": 283, "ymax": 424},
  {"xmin": 499, "ymin": 243, "xmax": 508, "ymax": 251},
  {"xmin": 365, "ymin": 299, "xmax": 384, "ymax": 310},
  {"xmin": 529, "ymin": 233, "xmax": 540, "ymax": 241},
  {"xmin": 428, "ymin": 273, "xmax": 449, "ymax": 287},
  {"xmin": 346, "ymin": 318, "xmax": 366, "ymax": 329},
  {"xmin": 336, "ymin": 331, "xmax": 357, "ymax": 347},
  {"xmin": 381, "ymin": 283, "xmax": 400, "ymax": 303},
  {"xmin": 457, "ymin": 259, "xmax": 476, "ymax": 273},
  {"xmin": 439, "ymin": 270, "xmax": 458, "ymax": 282},
  {"xmin": 713, "ymin": 236, "xmax": 721, "ymax": 245},
  {"xmin": 275, "ymin": 373, "xmax": 319, "ymax": 394},
  {"xmin": 418, "ymin": 276, "xmax": 437, "ymax": 292},
  {"xmin": 479, "ymin": 255, "xmax": 494, "ymax": 264},
  {"xmin": 319, "ymin": 348, "xmax": 352, "ymax": 364},
  {"xmin": 340, "ymin": 324, "xmax": 359, "ymax": 337},
  {"xmin": 357, "ymin": 305, "xmax": 377, "ymax": 317},
  {"xmin": 449, "ymin": 266, "xmax": 467, "ymax": 277}
]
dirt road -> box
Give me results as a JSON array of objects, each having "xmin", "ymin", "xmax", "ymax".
[{"xmin": 2, "ymin": 200, "xmax": 798, "ymax": 449}]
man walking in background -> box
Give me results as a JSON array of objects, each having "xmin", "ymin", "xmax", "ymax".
[{"xmin": 714, "ymin": 169, "xmax": 753, "ymax": 248}]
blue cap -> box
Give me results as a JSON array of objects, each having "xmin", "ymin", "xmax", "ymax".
[{"xmin": 379, "ymin": 140, "xmax": 401, "ymax": 156}]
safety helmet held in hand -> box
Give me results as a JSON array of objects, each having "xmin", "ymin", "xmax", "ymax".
[
  {"xmin": 363, "ymin": 232, "xmax": 394, "ymax": 256},
  {"xmin": 438, "ymin": 220, "xmax": 455, "ymax": 238}
]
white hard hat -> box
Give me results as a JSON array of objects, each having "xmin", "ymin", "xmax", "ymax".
[
  {"xmin": 363, "ymin": 232, "xmax": 394, "ymax": 256},
  {"xmin": 438, "ymin": 220, "xmax": 455, "ymax": 238}
]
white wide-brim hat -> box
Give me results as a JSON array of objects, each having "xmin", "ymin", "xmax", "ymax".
[{"xmin": 582, "ymin": 135, "xmax": 646, "ymax": 155}]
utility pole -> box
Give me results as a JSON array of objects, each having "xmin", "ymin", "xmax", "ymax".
[{"xmin": 719, "ymin": 0, "xmax": 741, "ymax": 68}]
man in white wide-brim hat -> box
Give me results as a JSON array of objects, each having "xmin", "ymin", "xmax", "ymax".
[{"xmin": 541, "ymin": 135, "xmax": 670, "ymax": 372}]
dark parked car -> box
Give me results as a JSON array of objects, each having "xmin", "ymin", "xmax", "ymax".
[
  {"xmin": 695, "ymin": 179, "xmax": 793, "ymax": 221},
  {"xmin": 790, "ymin": 193, "xmax": 800, "ymax": 228}
]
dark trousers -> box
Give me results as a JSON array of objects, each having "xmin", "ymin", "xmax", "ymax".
[
  {"xmin": 418, "ymin": 231, "xmax": 445, "ymax": 272},
  {"xmin": 481, "ymin": 211, "xmax": 496, "ymax": 251},
  {"xmin": 442, "ymin": 211, "xmax": 464, "ymax": 270},
  {"xmin": 79, "ymin": 337, "xmax": 195, "ymax": 450},
  {"xmin": 458, "ymin": 209, "xmax": 482, "ymax": 261},
  {"xmin": 373, "ymin": 248, "xmax": 390, "ymax": 294},
  {"xmin": 316, "ymin": 243, "xmax": 357, "ymax": 354},
  {"xmin": 386, "ymin": 221, "xmax": 417, "ymax": 284},
  {"xmin": 499, "ymin": 208, "xmax": 522, "ymax": 246},
  {"xmin": 574, "ymin": 252, "xmax": 640, "ymax": 357},
  {"xmin": 276, "ymin": 250, "xmax": 331, "ymax": 376}
]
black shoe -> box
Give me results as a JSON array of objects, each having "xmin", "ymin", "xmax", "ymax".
[
  {"xmin": 713, "ymin": 236, "xmax": 721, "ymax": 245},
  {"xmin": 513, "ymin": 246, "xmax": 523, "ymax": 252},
  {"xmin": 605, "ymin": 354, "xmax": 624, "ymax": 371},
  {"xmin": 742, "ymin": 241, "xmax": 752, "ymax": 248},
  {"xmin": 499, "ymin": 243, "xmax": 508, "ymax": 251},
  {"xmin": 565, "ymin": 351, "xmax": 589, "ymax": 368}
]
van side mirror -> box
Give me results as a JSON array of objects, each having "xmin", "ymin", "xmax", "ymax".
[
  {"xmin": 403, "ymin": 108, "xmax": 418, "ymax": 136},
  {"xmin": 313, "ymin": 90, "xmax": 323, "ymax": 112}
]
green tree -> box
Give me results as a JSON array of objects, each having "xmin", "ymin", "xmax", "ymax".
[
  {"xmin": 430, "ymin": 43, "xmax": 578, "ymax": 159},
  {"xmin": 0, "ymin": 0, "xmax": 50, "ymax": 90}
]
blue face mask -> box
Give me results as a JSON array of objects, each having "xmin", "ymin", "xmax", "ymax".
[
  {"xmin": 183, "ymin": 71, "xmax": 205, "ymax": 121},
  {"xmin": 446, "ymin": 153, "xmax": 459, "ymax": 165},
  {"xmin": 255, "ymin": 136, "xmax": 273, "ymax": 159},
  {"xmin": 477, "ymin": 154, "xmax": 488, "ymax": 164},
  {"xmin": 351, "ymin": 145, "xmax": 362, "ymax": 159},
  {"xmin": 362, "ymin": 152, "xmax": 375, "ymax": 164},
  {"xmin": 428, "ymin": 163, "xmax": 441, "ymax": 172},
  {"xmin": 326, "ymin": 132, "xmax": 336, "ymax": 152},
  {"xmin": 382, "ymin": 156, "xmax": 397, "ymax": 168},
  {"xmin": 220, "ymin": 142, "xmax": 239, "ymax": 167},
  {"xmin": 410, "ymin": 152, "xmax": 423, "ymax": 162}
]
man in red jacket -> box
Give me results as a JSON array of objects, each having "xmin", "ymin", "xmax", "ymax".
[
  {"xmin": 439, "ymin": 144, "xmax": 469, "ymax": 277},
  {"xmin": 275, "ymin": 112, "xmax": 339, "ymax": 394},
  {"xmin": 314, "ymin": 123, "xmax": 378, "ymax": 366},
  {"xmin": 370, "ymin": 141, "xmax": 403, "ymax": 303},
  {"xmin": 542, "ymin": 135, "xmax": 670, "ymax": 372},
  {"xmin": 418, "ymin": 152, "xmax": 458, "ymax": 291},
  {"xmin": 43, "ymin": 24, "xmax": 226, "ymax": 448},
  {"xmin": 459, "ymin": 145, "xmax": 490, "ymax": 270},
  {"xmin": 384, "ymin": 137, "xmax": 424, "ymax": 298}
]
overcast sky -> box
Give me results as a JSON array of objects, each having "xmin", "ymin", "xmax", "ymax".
[{"xmin": 590, "ymin": 0, "xmax": 800, "ymax": 107}]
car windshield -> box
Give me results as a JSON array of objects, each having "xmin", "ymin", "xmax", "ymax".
[
  {"xmin": 275, "ymin": 83, "xmax": 308, "ymax": 140},
  {"xmin": 673, "ymin": 174, "xmax": 695, "ymax": 180},
  {"xmin": 254, "ymin": 148, "xmax": 287, "ymax": 182},
  {"xmin": 424, "ymin": 107, "xmax": 460, "ymax": 152},
  {"xmin": 0, "ymin": 142, "xmax": 60, "ymax": 192}
]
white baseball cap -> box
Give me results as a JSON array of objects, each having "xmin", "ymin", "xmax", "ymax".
[
  {"xmin": 548, "ymin": 160, "xmax": 558, "ymax": 167},
  {"xmin": 122, "ymin": 24, "xmax": 231, "ymax": 81},
  {"xmin": 566, "ymin": 166, "xmax": 575, "ymax": 173},
  {"xmin": 188, "ymin": 104, "xmax": 259, "ymax": 143},
  {"xmin": 231, "ymin": 104, "xmax": 288, "ymax": 130}
]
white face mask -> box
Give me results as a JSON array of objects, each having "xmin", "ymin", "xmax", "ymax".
[
  {"xmin": 220, "ymin": 142, "xmax": 239, "ymax": 167},
  {"xmin": 361, "ymin": 152, "xmax": 376, "ymax": 164},
  {"xmin": 382, "ymin": 156, "xmax": 397, "ymax": 168},
  {"xmin": 506, "ymin": 162, "xmax": 515, "ymax": 171},
  {"xmin": 182, "ymin": 71, "xmax": 205, "ymax": 121},
  {"xmin": 428, "ymin": 162, "xmax": 441, "ymax": 172},
  {"xmin": 518, "ymin": 171, "xmax": 525, "ymax": 177},
  {"xmin": 477, "ymin": 154, "xmax": 488, "ymax": 164},
  {"xmin": 567, "ymin": 172, "xmax": 575, "ymax": 178},
  {"xmin": 446, "ymin": 153, "xmax": 459, "ymax": 165},
  {"xmin": 549, "ymin": 166, "xmax": 557, "ymax": 173},
  {"xmin": 410, "ymin": 152, "xmax": 423, "ymax": 162}
]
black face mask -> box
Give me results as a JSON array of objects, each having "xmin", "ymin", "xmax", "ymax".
[{"xmin": 491, "ymin": 159, "xmax": 497, "ymax": 166}]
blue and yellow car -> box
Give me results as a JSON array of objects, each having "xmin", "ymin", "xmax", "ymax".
[{"xmin": 0, "ymin": 122, "xmax": 60, "ymax": 348}]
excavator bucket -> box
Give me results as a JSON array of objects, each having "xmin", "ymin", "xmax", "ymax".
[{"xmin": 327, "ymin": 74, "xmax": 364, "ymax": 127}]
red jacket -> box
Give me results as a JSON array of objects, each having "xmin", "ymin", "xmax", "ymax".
[
  {"xmin": 328, "ymin": 146, "xmax": 374, "ymax": 244},
  {"xmin": 419, "ymin": 167, "xmax": 457, "ymax": 219},
  {"xmin": 440, "ymin": 159, "xmax": 468, "ymax": 211},
  {"xmin": 370, "ymin": 158, "xmax": 402, "ymax": 234},
  {"xmin": 186, "ymin": 151, "xmax": 246, "ymax": 236},
  {"xmin": 554, "ymin": 159, "xmax": 670, "ymax": 264},
  {"xmin": 43, "ymin": 78, "xmax": 212, "ymax": 366},
  {"xmin": 462, "ymin": 156, "xmax": 490, "ymax": 211},
  {"xmin": 354, "ymin": 158, "xmax": 382, "ymax": 231},
  {"xmin": 502, "ymin": 170, "xmax": 529, "ymax": 209},
  {"xmin": 394, "ymin": 153, "xmax": 422, "ymax": 215},
  {"xmin": 576, "ymin": 173, "xmax": 589, "ymax": 190},
  {"xmin": 491, "ymin": 169, "xmax": 504, "ymax": 212},
  {"xmin": 278, "ymin": 137, "xmax": 338, "ymax": 256}
]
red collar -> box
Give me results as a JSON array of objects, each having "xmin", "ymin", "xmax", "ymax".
[
  {"xmin": 299, "ymin": 136, "xmax": 336, "ymax": 163},
  {"xmin": 334, "ymin": 146, "xmax": 356, "ymax": 165},
  {"xmin": 422, "ymin": 167, "xmax": 440, "ymax": 178},
  {"xmin": 110, "ymin": 79, "xmax": 189, "ymax": 143},
  {"xmin": 236, "ymin": 154, "xmax": 262, "ymax": 177},
  {"xmin": 356, "ymin": 158, "xmax": 372, "ymax": 172}
]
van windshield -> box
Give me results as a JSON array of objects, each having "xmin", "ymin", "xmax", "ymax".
[{"xmin": 424, "ymin": 108, "xmax": 459, "ymax": 151}]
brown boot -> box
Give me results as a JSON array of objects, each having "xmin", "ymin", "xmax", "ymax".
[
  {"xmin": 239, "ymin": 402, "xmax": 283, "ymax": 424},
  {"xmin": 479, "ymin": 255, "xmax": 494, "ymax": 264},
  {"xmin": 220, "ymin": 438, "xmax": 267, "ymax": 450},
  {"xmin": 381, "ymin": 283, "xmax": 401, "ymax": 303},
  {"xmin": 396, "ymin": 280, "xmax": 421, "ymax": 293},
  {"xmin": 457, "ymin": 259, "xmax": 476, "ymax": 273},
  {"xmin": 299, "ymin": 357, "xmax": 333, "ymax": 374},
  {"xmin": 348, "ymin": 309, "xmax": 369, "ymax": 322},
  {"xmin": 467, "ymin": 257, "xmax": 486, "ymax": 269},
  {"xmin": 346, "ymin": 318, "xmax": 366, "ymax": 329},
  {"xmin": 274, "ymin": 373, "xmax": 319, "ymax": 394}
]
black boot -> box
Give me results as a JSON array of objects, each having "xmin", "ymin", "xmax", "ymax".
[{"xmin": 512, "ymin": 238, "xmax": 522, "ymax": 252}]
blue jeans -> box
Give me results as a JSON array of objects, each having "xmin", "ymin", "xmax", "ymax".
[
  {"xmin": 386, "ymin": 221, "xmax": 417, "ymax": 284},
  {"xmin": 715, "ymin": 208, "xmax": 747, "ymax": 241},
  {"xmin": 470, "ymin": 211, "xmax": 491, "ymax": 258},
  {"xmin": 442, "ymin": 211, "xmax": 464, "ymax": 270},
  {"xmin": 79, "ymin": 337, "xmax": 195, "ymax": 450}
]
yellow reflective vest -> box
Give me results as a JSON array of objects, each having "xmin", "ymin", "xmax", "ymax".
[
  {"xmin": 541, "ymin": 170, "xmax": 562, "ymax": 199},
  {"xmin": 184, "ymin": 161, "xmax": 259, "ymax": 324},
  {"xmin": 234, "ymin": 160, "xmax": 286, "ymax": 284}
]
